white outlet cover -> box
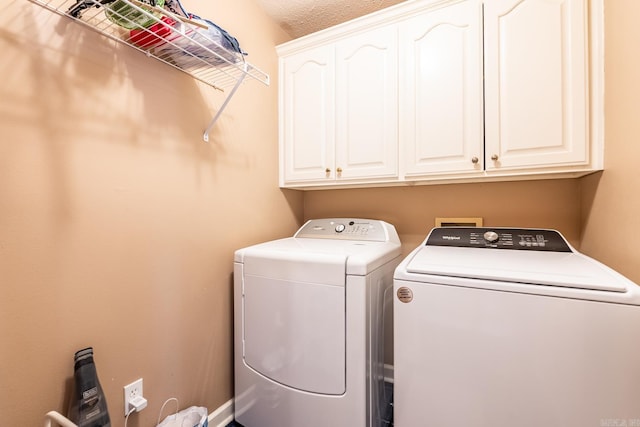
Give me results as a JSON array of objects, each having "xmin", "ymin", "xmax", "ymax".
[{"xmin": 123, "ymin": 378, "xmax": 143, "ymax": 416}]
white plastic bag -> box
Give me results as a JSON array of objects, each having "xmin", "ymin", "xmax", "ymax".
[
  {"xmin": 157, "ymin": 406, "xmax": 208, "ymax": 427},
  {"xmin": 153, "ymin": 17, "xmax": 246, "ymax": 69}
]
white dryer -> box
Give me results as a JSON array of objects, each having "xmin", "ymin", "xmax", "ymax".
[
  {"xmin": 394, "ymin": 227, "xmax": 640, "ymax": 427},
  {"xmin": 234, "ymin": 218, "xmax": 401, "ymax": 427}
]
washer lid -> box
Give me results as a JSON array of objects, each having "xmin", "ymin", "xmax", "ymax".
[{"xmin": 405, "ymin": 246, "xmax": 628, "ymax": 292}]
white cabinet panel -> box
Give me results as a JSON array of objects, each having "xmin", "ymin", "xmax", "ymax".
[
  {"xmin": 335, "ymin": 25, "xmax": 399, "ymax": 180},
  {"xmin": 401, "ymin": 0, "xmax": 484, "ymax": 176},
  {"xmin": 484, "ymin": 0, "xmax": 588, "ymax": 170},
  {"xmin": 280, "ymin": 44, "xmax": 335, "ymax": 184}
]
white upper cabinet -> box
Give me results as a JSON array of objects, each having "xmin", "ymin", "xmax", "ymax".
[
  {"xmin": 335, "ymin": 25, "xmax": 399, "ymax": 181},
  {"xmin": 483, "ymin": 0, "xmax": 589, "ymax": 171},
  {"xmin": 280, "ymin": 44, "xmax": 335, "ymax": 184},
  {"xmin": 279, "ymin": 25, "xmax": 398, "ymax": 187},
  {"xmin": 278, "ymin": 0, "xmax": 602, "ymax": 189},
  {"xmin": 400, "ymin": 0, "xmax": 484, "ymax": 177}
]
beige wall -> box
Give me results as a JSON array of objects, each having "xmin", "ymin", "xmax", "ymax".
[
  {"xmin": 0, "ymin": 0, "xmax": 302, "ymax": 425},
  {"xmin": 304, "ymin": 179, "xmax": 583, "ymax": 258},
  {"xmin": 580, "ymin": 0, "xmax": 640, "ymax": 284}
]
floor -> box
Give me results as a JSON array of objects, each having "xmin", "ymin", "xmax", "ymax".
[{"xmin": 226, "ymin": 382, "xmax": 394, "ymax": 427}]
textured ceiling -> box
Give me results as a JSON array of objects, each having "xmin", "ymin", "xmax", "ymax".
[{"xmin": 255, "ymin": 0, "xmax": 407, "ymax": 39}]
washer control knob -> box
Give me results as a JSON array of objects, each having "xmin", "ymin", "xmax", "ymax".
[
  {"xmin": 483, "ymin": 231, "xmax": 499, "ymax": 243},
  {"xmin": 335, "ymin": 224, "xmax": 346, "ymax": 233}
]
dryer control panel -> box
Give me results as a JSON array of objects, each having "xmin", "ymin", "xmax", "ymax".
[
  {"xmin": 426, "ymin": 227, "xmax": 572, "ymax": 252},
  {"xmin": 295, "ymin": 218, "xmax": 393, "ymax": 242}
]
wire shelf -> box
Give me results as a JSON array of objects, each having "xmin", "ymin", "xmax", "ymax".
[{"xmin": 27, "ymin": 0, "xmax": 270, "ymax": 141}]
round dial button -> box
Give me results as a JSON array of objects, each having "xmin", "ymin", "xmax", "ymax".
[
  {"xmin": 335, "ymin": 224, "xmax": 346, "ymax": 233},
  {"xmin": 483, "ymin": 231, "xmax": 499, "ymax": 243}
]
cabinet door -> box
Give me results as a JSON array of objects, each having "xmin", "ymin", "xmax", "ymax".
[
  {"xmin": 400, "ymin": 0, "xmax": 484, "ymax": 177},
  {"xmin": 484, "ymin": 0, "xmax": 588, "ymax": 171},
  {"xmin": 280, "ymin": 44, "xmax": 335, "ymax": 184},
  {"xmin": 335, "ymin": 25, "xmax": 399, "ymax": 181}
]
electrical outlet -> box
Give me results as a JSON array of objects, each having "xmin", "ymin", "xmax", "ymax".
[{"xmin": 123, "ymin": 378, "xmax": 144, "ymax": 416}]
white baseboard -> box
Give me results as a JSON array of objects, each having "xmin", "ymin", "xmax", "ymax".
[{"xmin": 208, "ymin": 399, "xmax": 234, "ymax": 427}]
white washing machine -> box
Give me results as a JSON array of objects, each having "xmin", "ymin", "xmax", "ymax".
[
  {"xmin": 234, "ymin": 218, "xmax": 401, "ymax": 427},
  {"xmin": 394, "ymin": 227, "xmax": 640, "ymax": 427}
]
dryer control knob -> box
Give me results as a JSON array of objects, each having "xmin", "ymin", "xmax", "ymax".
[
  {"xmin": 484, "ymin": 231, "xmax": 499, "ymax": 243},
  {"xmin": 335, "ymin": 224, "xmax": 346, "ymax": 233}
]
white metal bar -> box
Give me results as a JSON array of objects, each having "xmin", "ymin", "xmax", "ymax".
[
  {"xmin": 44, "ymin": 411, "xmax": 77, "ymax": 427},
  {"xmin": 203, "ymin": 68, "xmax": 248, "ymax": 142}
]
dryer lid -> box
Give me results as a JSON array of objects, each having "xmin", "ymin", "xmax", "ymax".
[{"xmin": 235, "ymin": 236, "xmax": 401, "ymax": 276}]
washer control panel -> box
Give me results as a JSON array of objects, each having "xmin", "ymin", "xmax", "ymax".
[
  {"xmin": 426, "ymin": 227, "xmax": 572, "ymax": 252},
  {"xmin": 295, "ymin": 218, "xmax": 389, "ymax": 241}
]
